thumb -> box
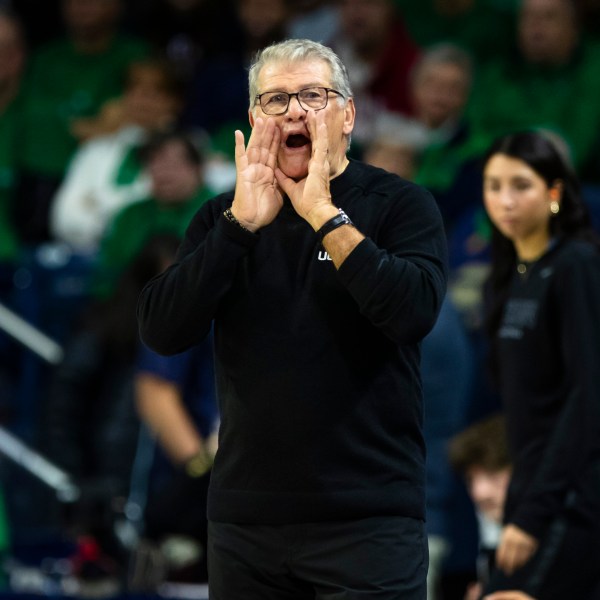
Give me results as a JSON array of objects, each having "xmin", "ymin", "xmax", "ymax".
[{"xmin": 274, "ymin": 167, "xmax": 294, "ymax": 197}]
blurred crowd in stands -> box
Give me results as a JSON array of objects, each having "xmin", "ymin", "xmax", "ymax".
[{"xmin": 0, "ymin": 0, "xmax": 600, "ymax": 598}]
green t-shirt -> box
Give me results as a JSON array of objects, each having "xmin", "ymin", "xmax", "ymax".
[
  {"xmin": 466, "ymin": 41, "xmax": 600, "ymax": 170},
  {"xmin": 93, "ymin": 185, "xmax": 214, "ymax": 298},
  {"xmin": 17, "ymin": 35, "xmax": 148, "ymax": 177},
  {"xmin": 414, "ymin": 125, "xmax": 488, "ymax": 195},
  {"xmin": 393, "ymin": 0, "xmax": 516, "ymax": 63}
]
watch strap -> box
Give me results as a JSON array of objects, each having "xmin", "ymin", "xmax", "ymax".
[{"xmin": 317, "ymin": 209, "xmax": 353, "ymax": 242}]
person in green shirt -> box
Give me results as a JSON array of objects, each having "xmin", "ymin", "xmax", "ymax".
[
  {"xmin": 466, "ymin": 0, "xmax": 600, "ymax": 176},
  {"xmin": 93, "ymin": 130, "xmax": 214, "ymax": 298},
  {"xmin": 14, "ymin": 0, "xmax": 148, "ymax": 243},
  {"xmin": 393, "ymin": 0, "xmax": 517, "ymax": 65}
]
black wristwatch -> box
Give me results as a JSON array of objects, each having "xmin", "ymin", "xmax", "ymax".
[{"xmin": 317, "ymin": 209, "xmax": 353, "ymax": 242}]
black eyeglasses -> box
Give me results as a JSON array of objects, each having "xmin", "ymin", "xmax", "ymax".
[{"xmin": 255, "ymin": 87, "xmax": 344, "ymax": 115}]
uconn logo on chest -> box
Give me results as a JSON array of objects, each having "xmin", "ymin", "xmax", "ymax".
[{"xmin": 318, "ymin": 250, "xmax": 332, "ymax": 261}]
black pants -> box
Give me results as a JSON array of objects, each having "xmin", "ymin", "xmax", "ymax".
[{"xmin": 208, "ymin": 515, "xmax": 428, "ymax": 599}]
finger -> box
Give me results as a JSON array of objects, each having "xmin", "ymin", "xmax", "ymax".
[
  {"xmin": 234, "ymin": 129, "xmax": 248, "ymax": 171},
  {"xmin": 308, "ymin": 111, "xmax": 328, "ymax": 156},
  {"xmin": 250, "ymin": 118, "xmax": 277, "ymax": 165},
  {"xmin": 309, "ymin": 114, "xmax": 329, "ymax": 177},
  {"xmin": 512, "ymin": 543, "xmax": 533, "ymax": 571},
  {"xmin": 267, "ymin": 124, "xmax": 280, "ymax": 171},
  {"xmin": 306, "ymin": 109, "xmax": 318, "ymax": 142},
  {"xmin": 497, "ymin": 540, "xmax": 516, "ymax": 576},
  {"xmin": 246, "ymin": 117, "xmax": 265, "ymax": 162},
  {"xmin": 274, "ymin": 167, "xmax": 294, "ymax": 197},
  {"xmin": 504, "ymin": 544, "xmax": 519, "ymax": 576}
]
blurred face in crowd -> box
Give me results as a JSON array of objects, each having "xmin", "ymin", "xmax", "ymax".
[
  {"xmin": 465, "ymin": 466, "xmax": 511, "ymax": 524},
  {"xmin": 412, "ymin": 61, "xmax": 470, "ymax": 129},
  {"xmin": 237, "ymin": 0, "xmax": 288, "ymax": 41},
  {"xmin": 148, "ymin": 141, "xmax": 202, "ymax": 203},
  {"xmin": 251, "ymin": 58, "xmax": 355, "ymax": 181},
  {"xmin": 483, "ymin": 153, "xmax": 561, "ymax": 257},
  {"xmin": 518, "ymin": 0, "xmax": 578, "ymax": 65},
  {"xmin": 123, "ymin": 64, "xmax": 182, "ymax": 130},
  {"xmin": 62, "ymin": 0, "xmax": 121, "ymax": 36},
  {"xmin": 338, "ymin": 0, "xmax": 395, "ymax": 56},
  {"xmin": 0, "ymin": 15, "xmax": 25, "ymax": 89},
  {"xmin": 363, "ymin": 141, "xmax": 417, "ymax": 179}
]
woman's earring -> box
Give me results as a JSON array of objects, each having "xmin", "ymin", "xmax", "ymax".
[{"xmin": 550, "ymin": 200, "xmax": 560, "ymax": 215}]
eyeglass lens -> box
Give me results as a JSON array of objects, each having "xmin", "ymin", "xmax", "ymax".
[{"xmin": 260, "ymin": 88, "xmax": 330, "ymax": 114}]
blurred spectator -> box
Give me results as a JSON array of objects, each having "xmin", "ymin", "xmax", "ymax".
[
  {"xmin": 92, "ymin": 129, "xmax": 213, "ymax": 298},
  {"xmin": 393, "ymin": 0, "xmax": 516, "ymax": 65},
  {"xmin": 329, "ymin": 0, "xmax": 421, "ymax": 151},
  {"xmin": 449, "ymin": 413, "xmax": 512, "ymax": 600},
  {"xmin": 134, "ymin": 336, "xmax": 219, "ymax": 585},
  {"xmin": 410, "ymin": 43, "xmax": 472, "ymax": 133},
  {"xmin": 49, "ymin": 58, "xmax": 185, "ymax": 254},
  {"xmin": 410, "ymin": 43, "xmax": 487, "ymax": 231},
  {"xmin": 181, "ymin": 0, "xmax": 289, "ymax": 153},
  {"xmin": 467, "ymin": 0, "xmax": 600, "ymax": 175},
  {"xmin": 421, "ymin": 297, "xmax": 474, "ymax": 600},
  {"xmin": 285, "ymin": 0, "xmax": 340, "ymax": 43},
  {"xmin": 14, "ymin": 0, "xmax": 148, "ymax": 243},
  {"xmin": 236, "ymin": 0, "xmax": 289, "ymax": 60},
  {"xmin": 365, "ymin": 43, "xmax": 486, "ymax": 233},
  {"xmin": 127, "ymin": 0, "xmax": 242, "ymax": 83},
  {"xmin": 40, "ymin": 234, "xmax": 183, "ymax": 590},
  {"xmin": 0, "ymin": 7, "xmax": 26, "ymax": 267},
  {"xmin": 362, "ymin": 111, "xmax": 429, "ymax": 179}
]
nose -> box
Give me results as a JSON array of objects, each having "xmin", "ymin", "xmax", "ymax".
[
  {"xmin": 497, "ymin": 187, "xmax": 516, "ymax": 209},
  {"xmin": 286, "ymin": 94, "xmax": 307, "ymax": 119}
]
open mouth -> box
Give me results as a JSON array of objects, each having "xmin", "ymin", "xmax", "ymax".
[{"xmin": 285, "ymin": 133, "xmax": 311, "ymax": 149}]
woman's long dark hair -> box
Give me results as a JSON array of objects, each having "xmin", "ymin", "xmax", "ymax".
[{"xmin": 483, "ymin": 130, "xmax": 600, "ymax": 338}]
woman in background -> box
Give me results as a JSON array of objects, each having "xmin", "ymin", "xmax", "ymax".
[{"xmin": 481, "ymin": 130, "xmax": 600, "ymax": 600}]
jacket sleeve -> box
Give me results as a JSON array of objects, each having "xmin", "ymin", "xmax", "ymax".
[
  {"xmin": 137, "ymin": 198, "xmax": 259, "ymax": 355},
  {"xmin": 337, "ymin": 184, "xmax": 448, "ymax": 344}
]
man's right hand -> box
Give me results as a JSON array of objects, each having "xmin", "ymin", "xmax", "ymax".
[{"xmin": 230, "ymin": 117, "xmax": 283, "ymax": 232}]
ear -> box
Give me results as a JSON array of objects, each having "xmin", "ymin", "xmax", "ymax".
[
  {"xmin": 549, "ymin": 179, "xmax": 564, "ymax": 201},
  {"xmin": 342, "ymin": 98, "xmax": 356, "ymax": 136},
  {"xmin": 248, "ymin": 108, "xmax": 255, "ymax": 128}
]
